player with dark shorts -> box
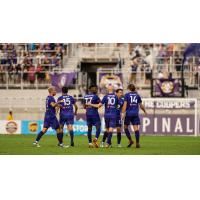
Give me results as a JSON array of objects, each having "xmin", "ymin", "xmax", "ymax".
[
  {"xmin": 100, "ymin": 88, "xmax": 124, "ymax": 147},
  {"xmin": 57, "ymin": 87, "xmax": 78, "ymax": 147},
  {"xmin": 83, "ymin": 85, "xmax": 101, "ymax": 148},
  {"xmin": 121, "ymin": 84, "xmax": 147, "ymax": 148},
  {"xmin": 98, "ymin": 84, "xmax": 118, "ymax": 148},
  {"xmin": 115, "ymin": 88, "xmax": 124, "ymax": 147},
  {"xmin": 33, "ymin": 86, "xmax": 66, "ymax": 148}
]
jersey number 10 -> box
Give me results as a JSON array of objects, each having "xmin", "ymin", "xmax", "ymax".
[{"xmin": 108, "ymin": 97, "xmax": 116, "ymax": 105}]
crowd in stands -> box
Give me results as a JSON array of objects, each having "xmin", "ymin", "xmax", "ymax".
[
  {"xmin": 0, "ymin": 43, "xmax": 67, "ymax": 84},
  {"xmin": 128, "ymin": 43, "xmax": 199, "ymax": 85},
  {"xmin": 0, "ymin": 43, "xmax": 199, "ymax": 87}
]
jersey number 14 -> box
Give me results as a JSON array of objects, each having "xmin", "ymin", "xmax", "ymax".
[{"xmin": 130, "ymin": 96, "xmax": 138, "ymax": 103}]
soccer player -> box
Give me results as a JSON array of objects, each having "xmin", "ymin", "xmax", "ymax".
[
  {"xmin": 100, "ymin": 88, "xmax": 124, "ymax": 147},
  {"xmin": 115, "ymin": 88, "xmax": 124, "ymax": 147},
  {"xmin": 121, "ymin": 84, "xmax": 147, "ymax": 148},
  {"xmin": 83, "ymin": 85, "xmax": 101, "ymax": 148},
  {"xmin": 33, "ymin": 86, "xmax": 66, "ymax": 148},
  {"xmin": 57, "ymin": 86, "xmax": 78, "ymax": 147},
  {"xmin": 98, "ymin": 84, "xmax": 118, "ymax": 148}
]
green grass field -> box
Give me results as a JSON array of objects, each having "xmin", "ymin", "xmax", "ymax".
[{"xmin": 0, "ymin": 134, "xmax": 200, "ymax": 155}]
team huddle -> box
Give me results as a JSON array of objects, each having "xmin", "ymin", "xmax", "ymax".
[{"xmin": 33, "ymin": 84, "xmax": 147, "ymax": 148}]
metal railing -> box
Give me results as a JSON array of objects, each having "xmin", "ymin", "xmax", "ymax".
[
  {"xmin": 75, "ymin": 45, "xmax": 129, "ymax": 59},
  {"xmin": 0, "ymin": 71, "xmax": 52, "ymax": 89}
]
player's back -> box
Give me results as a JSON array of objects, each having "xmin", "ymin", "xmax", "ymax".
[
  {"xmin": 124, "ymin": 92, "xmax": 142, "ymax": 116},
  {"xmin": 102, "ymin": 93, "xmax": 118, "ymax": 118},
  {"xmin": 45, "ymin": 95, "xmax": 56, "ymax": 118},
  {"xmin": 84, "ymin": 93, "xmax": 100, "ymax": 116},
  {"xmin": 58, "ymin": 94, "xmax": 75, "ymax": 117}
]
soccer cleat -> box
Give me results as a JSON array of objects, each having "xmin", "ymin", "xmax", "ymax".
[
  {"xmin": 58, "ymin": 143, "xmax": 69, "ymax": 148},
  {"xmin": 70, "ymin": 142, "xmax": 75, "ymax": 147},
  {"xmin": 100, "ymin": 142, "xmax": 104, "ymax": 148},
  {"xmin": 92, "ymin": 138, "xmax": 99, "ymax": 148},
  {"xmin": 127, "ymin": 140, "xmax": 134, "ymax": 148},
  {"xmin": 89, "ymin": 143, "xmax": 94, "ymax": 148},
  {"xmin": 117, "ymin": 144, "xmax": 122, "ymax": 148},
  {"xmin": 33, "ymin": 141, "xmax": 40, "ymax": 147},
  {"xmin": 105, "ymin": 143, "xmax": 112, "ymax": 148},
  {"xmin": 136, "ymin": 143, "xmax": 140, "ymax": 148}
]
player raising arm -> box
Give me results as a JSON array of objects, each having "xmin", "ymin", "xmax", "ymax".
[
  {"xmin": 57, "ymin": 87, "xmax": 78, "ymax": 147},
  {"xmin": 33, "ymin": 86, "xmax": 66, "ymax": 148},
  {"xmin": 83, "ymin": 85, "xmax": 101, "ymax": 148},
  {"xmin": 121, "ymin": 84, "xmax": 147, "ymax": 148}
]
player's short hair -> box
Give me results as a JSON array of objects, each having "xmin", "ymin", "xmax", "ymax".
[
  {"xmin": 48, "ymin": 86, "xmax": 55, "ymax": 93},
  {"xmin": 128, "ymin": 84, "xmax": 136, "ymax": 91},
  {"xmin": 116, "ymin": 88, "xmax": 123, "ymax": 93},
  {"xmin": 62, "ymin": 86, "xmax": 68, "ymax": 94},
  {"xmin": 89, "ymin": 85, "xmax": 97, "ymax": 90}
]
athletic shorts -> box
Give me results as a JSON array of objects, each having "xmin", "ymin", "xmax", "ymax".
[
  {"xmin": 60, "ymin": 116, "xmax": 74, "ymax": 126},
  {"xmin": 124, "ymin": 115, "xmax": 140, "ymax": 126},
  {"xmin": 105, "ymin": 117, "xmax": 117, "ymax": 128},
  {"xmin": 116, "ymin": 116, "xmax": 122, "ymax": 127},
  {"xmin": 86, "ymin": 115, "xmax": 101, "ymax": 126},
  {"xmin": 43, "ymin": 116, "xmax": 60, "ymax": 130}
]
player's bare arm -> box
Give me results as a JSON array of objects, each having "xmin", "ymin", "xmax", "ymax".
[
  {"xmin": 121, "ymin": 101, "xmax": 127, "ymax": 119},
  {"xmin": 50, "ymin": 101, "xmax": 61, "ymax": 108},
  {"xmin": 74, "ymin": 103, "xmax": 78, "ymax": 115},
  {"xmin": 139, "ymin": 103, "xmax": 147, "ymax": 115},
  {"xmin": 86, "ymin": 103, "xmax": 102, "ymax": 108}
]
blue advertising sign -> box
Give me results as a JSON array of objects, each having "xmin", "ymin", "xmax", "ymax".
[{"xmin": 21, "ymin": 119, "xmax": 100, "ymax": 135}]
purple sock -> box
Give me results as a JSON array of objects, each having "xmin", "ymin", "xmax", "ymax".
[
  {"xmin": 36, "ymin": 131, "xmax": 45, "ymax": 142},
  {"xmin": 117, "ymin": 132, "xmax": 121, "ymax": 144},
  {"xmin": 87, "ymin": 128, "xmax": 92, "ymax": 143},
  {"xmin": 102, "ymin": 131, "xmax": 108, "ymax": 142},
  {"xmin": 125, "ymin": 128, "xmax": 132, "ymax": 141},
  {"xmin": 135, "ymin": 130, "xmax": 140, "ymax": 143},
  {"xmin": 57, "ymin": 132, "xmax": 63, "ymax": 144},
  {"xmin": 106, "ymin": 132, "xmax": 113, "ymax": 145}
]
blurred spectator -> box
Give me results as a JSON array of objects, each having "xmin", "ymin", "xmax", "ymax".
[
  {"xmin": 174, "ymin": 52, "xmax": 182, "ymax": 77},
  {"xmin": 0, "ymin": 65, "xmax": 4, "ymax": 83},
  {"xmin": 28, "ymin": 65, "xmax": 35, "ymax": 84},
  {"xmin": 143, "ymin": 61, "xmax": 152, "ymax": 84},
  {"xmin": 28, "ymin": 43, "xmax": 36, "ymax": 51},
  {"xmin": 129, "ymin": 58, "xmax": 138, "ymax": 84},
  {"xmin": 7, "ymin": 111, "xmax": 13, "ymax": 121},
  {"xmin": 158, "ymin": 70, "xmax": 164, "ymax": 79},
  {"xmin": 36, "ymin": 52, "xmax": 45, "ymax": 65},
  {"xmin": 23, "ymin": 67, "xmax": 28, "ymax": 83},
  {"xmin": 36, "ymin": 64, "xmax": 45, "ymax": 83}
]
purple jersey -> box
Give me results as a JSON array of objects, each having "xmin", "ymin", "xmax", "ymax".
[
  {"xmin": 57, "ymin": 95, "xmax": 75, "ymax": 117},
  {"xmin": 45, "ymin": 96, "xmax": 56, "ymax": 117},
  {"xmin": 116, "ymin": 97, "xmax": 124, "ymax": 116},
  {"xmin": 84, "ymin": 94, "xmax": 101, "ymax": 117},
  {"xmin": 102, "ymin": 93, "xmax": 118, "ymax": 119},
  {"xmin": 124, "ymin": 92, "xmax": 142, "ymax": 116}
]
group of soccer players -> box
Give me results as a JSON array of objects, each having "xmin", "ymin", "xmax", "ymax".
[{"xmin": 33, "ymin": 83, "xmax": 147, "ymax": 148}]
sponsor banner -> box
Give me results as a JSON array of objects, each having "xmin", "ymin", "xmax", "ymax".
[
  {"xmin": 0, "ymin": 113, "xmax": 195, "ymax": 136},
  {"xmin": 137, "ymin": 114, "xmax": 195, "ymax": 135},
  {"xmin": 21, "ymin": 119, "xmax": 100, "ymax": 135},
  {"xmin": 0, "ymin": 120, "xmax": 21, "ymax": 134},
  {"xmin": 153, "ymin": 78, "xmax": 182, "ymax": 97},
  {"xmin": 50, "ymin": 73, "xmax": 76, "ymax": 92},
  {"xmin": 143, "ymin": 99, "xmax": 196, "ymax": 109}
]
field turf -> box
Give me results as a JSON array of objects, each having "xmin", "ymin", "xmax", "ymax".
[{"xmin": 0, "ymin": 134, "xmax": 200, "ymax": 155}]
